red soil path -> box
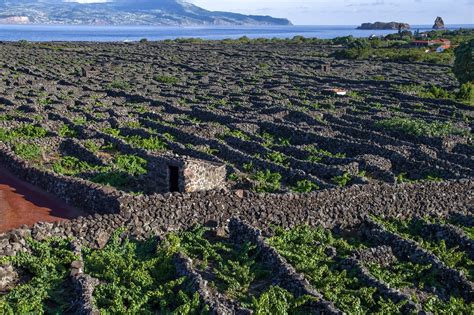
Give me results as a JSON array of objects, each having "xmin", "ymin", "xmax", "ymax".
[{"xmin": 0, "ymin": 168, "xmax": 85, "ymax": 233}]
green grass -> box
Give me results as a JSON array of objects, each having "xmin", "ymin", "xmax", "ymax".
[
  {"xmin": 376, "ymin": 117, "xmax": 469, "ymax": 137},
  {"xmin": 396, "ymin": 83, "xmax": 474, "ymax": 105}
]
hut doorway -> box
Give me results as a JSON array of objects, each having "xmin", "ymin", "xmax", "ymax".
[{"xmin": 168, "ymin": 166, "xmax": 180, "ymax": 192}]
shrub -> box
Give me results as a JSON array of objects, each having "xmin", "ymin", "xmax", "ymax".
[
  {"xmin": 103, "ymin": 127, "xmax": 121, "ymax": 137},
  {"xmin": 108, "ymin": 80, "xmax": 130, "ymax": 90},
  {"xmin": 124, "ymin": 135, "xmax": 168, "ymax": 151},
  {"xmin": 453, "ymin": 39, "xmax": 473, "ymax": 84},
  {"xmin": 91, "ymin": 171, "xmax": 131, "ymax": 190},
  {"xmin": 83, "ymin": 230, "xmax": 207, "ymax": 313},
  {"xmin": 52, "ymin": 156, "xmax": 95, "ymax": 176},
  {"xmin": 336, "ymin": 46, "xmax": 454, "ymax": 64},
  {"xmin": 58, "ymin": 124, "xmax": 77, "ymax": 138},
  {"xmin": 83, "ymin": 140, "xmax": 101, "ymax": 153},
  {"xmin": 268, "ymin": 226, "xmax": 403, "ymax": 313},
  {"xmin": 457, "ymin": 82, "xmax": 474, "ymax": 105},
  {"xmin": 396, "ymin": 84, "xmax": 454, "ymax": 100},
  {"xmin": 307, "ymin": 146, "xmax": 346, "ymax": 159},
  {"xmin": 251, "ymin": 286, "xmax": 315, "ymax": 314},
  {"xmin": 261, "ymin": 132, "xmax": 275, "ymax": 147},
  {"xmin": 155, "ymin": 75, "xmax": 180, "ymax": 85},
  {"xmin": 266, "ymin": 151, "xmax": 288, "ymax": 166},
  {"xmin": 291, "ymin": 180, "xmax": 319, "ymax": 193},
  {"xmin": 162, "ymin": 132, "xmax": 175, "ymax": 142},
  {"xmin": 0, "ymin": 128, "xmax": 10, "ymax": 141},
  {"xmin": 252, "ymin": 170, "xmax": 282, "ymax": 193},
  {"xmin": 20, "ymin": 125, "xmax": 47, "ymax": 138},
  {"xmin": 114, "ymin": 154, "xmax": 147, "ymax": 176},
  {"xmin": 0, "ymin": 114, "xmax": 12, "ymax": 121},
  {"xmin": 223, "ymin": 129, "xmax": 250, "ymax": 141},
  {"xmin": 424, "ymin": 85, "xmax": 450, "ymax": 99},
  {"xmin": 341, "ymin": 39, "xmax": 371, "ymax": 59},
  {"xmin": 332, "ymin": 171, "xmax": 352, "ymax": 187},
  {"xmin": 72, "ymin": 116, "xmax": 87, "ymax": 125},
  {"xmin": 0, "ymin": 238, "xmax": 77, "ymax": 314},
  {"xmin": 376, "ymin": 117, "xmax": 469, "ymax": 137},
  {"xmin": 13, "ymin": 143, "xmax": 41, "ymax": 160}
]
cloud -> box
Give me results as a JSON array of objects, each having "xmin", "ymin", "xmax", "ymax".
[
  {"xmin": 346, "ymin": 1, "xmax": 400, "ymax": 7},
  {"xmin": 64, "ymin": 0, "xmax": 112, "ymax": 3},
  {"xmin": 143, "ymin": 0, "xmax": 474, "ymax": 25}
]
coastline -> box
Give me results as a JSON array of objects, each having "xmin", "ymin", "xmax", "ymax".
[{"xmin": 0, "ymin": 24, "xmax": 472, "ymax": 42}]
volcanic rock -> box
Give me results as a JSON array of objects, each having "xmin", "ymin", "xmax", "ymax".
[
  {"xmin": 433, "ymin": 17, "xmax": 445, "ymax": 29},
  {"xmin": 357, "ymin": 22, "xmax": 410, "ymax": 30}
]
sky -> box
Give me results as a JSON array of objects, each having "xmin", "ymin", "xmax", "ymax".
[{"xmin": 187, "ymin": 0, "xmax": 474, "ymax": 25}]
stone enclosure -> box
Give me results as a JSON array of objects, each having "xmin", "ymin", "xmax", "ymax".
[{"xmin": 0, "ymin": 39, "xmax": 472, "ymax": 314}]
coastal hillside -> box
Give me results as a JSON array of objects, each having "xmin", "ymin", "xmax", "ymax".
[{"xmin": 0, "ymin": 0, "xmax": 292, "ymax": 26}]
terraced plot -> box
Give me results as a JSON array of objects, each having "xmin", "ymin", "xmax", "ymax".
[
  {"xmin": 1, "ymin": 216, "xmax": 473, "ymax": 314},
  {"xmin": 0, "ymin": 40, "xmax": 471, "ymax": 196},
  {"xmin": 0, "ymin": 37, "xmax": 472, "ymax": 314}
]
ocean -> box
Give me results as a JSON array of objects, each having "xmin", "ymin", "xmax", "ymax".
[{"xmin": 0, "ymin": 24, "xmax": 472, "ymax": 42}]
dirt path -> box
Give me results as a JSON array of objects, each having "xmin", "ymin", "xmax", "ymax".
[{"xmin": 0, "ymin": 168, "xmax": 85, "ymax": 233}]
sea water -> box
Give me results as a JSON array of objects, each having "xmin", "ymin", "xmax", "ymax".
[{"xmin": 0, "ymin": 24, "xmax": 472, "ymax": 42}]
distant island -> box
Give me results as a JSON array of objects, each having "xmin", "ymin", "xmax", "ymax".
[
  {"xmin": 433, "ymin": 16, "xmax": 445, "ymax": 29},
  {"xmin": 0, "ymin": 0, "xmax": 292, "ymax": 26},
  {"xmin": 357, "ymin": 22, "xmax": 410, "ymax": 30}
]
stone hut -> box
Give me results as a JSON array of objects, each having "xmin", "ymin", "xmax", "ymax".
[
  {"xmin": 163, "ymin": 156, "xmax": 227, "ymax": 193},
  {"xmin": 321, "ymin": 64, "xmax": 332, "ymax": 73}
]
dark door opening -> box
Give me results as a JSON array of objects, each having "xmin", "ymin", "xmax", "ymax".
[{"xmin": 169, "ymin": 166, "xmax": 180, "ymax": 192}]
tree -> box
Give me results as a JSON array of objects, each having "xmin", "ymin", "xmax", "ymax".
[
  {"xmin": 453, "ymin": 39, "xmax": 474, "ymax": 84},
  {"xmin": 456, "ymin": 82, "xmax": 474, "ymax": 104}
]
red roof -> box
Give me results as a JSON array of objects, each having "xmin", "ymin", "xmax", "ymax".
[
  {"xmin": 412, "ymin": 39, "xmax": 450, "ymax": 43},
  {"xmin": 431, "ymin": 39, "xmax": 451, "ymax": 44},
  {"xmin": 412, "ymin": 39, "xmax": 451, "ymax": 46}
]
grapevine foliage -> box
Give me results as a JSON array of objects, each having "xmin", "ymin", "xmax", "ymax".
[
  {"xmin": 0, "ymin": 238, "xmax": 77, "ymax": 314},
  {"xmin": 82, "ymin": 229, "xmax": 208, "ymax": 314}
]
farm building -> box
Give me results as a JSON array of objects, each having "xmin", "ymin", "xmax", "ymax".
[
  {"xmin": 411, "ymin": 39, "xmax": 451, "ymax": 48},
  {"xmin": 157, "ymin": 156, "xmax": 227, "ymax": 193}
]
